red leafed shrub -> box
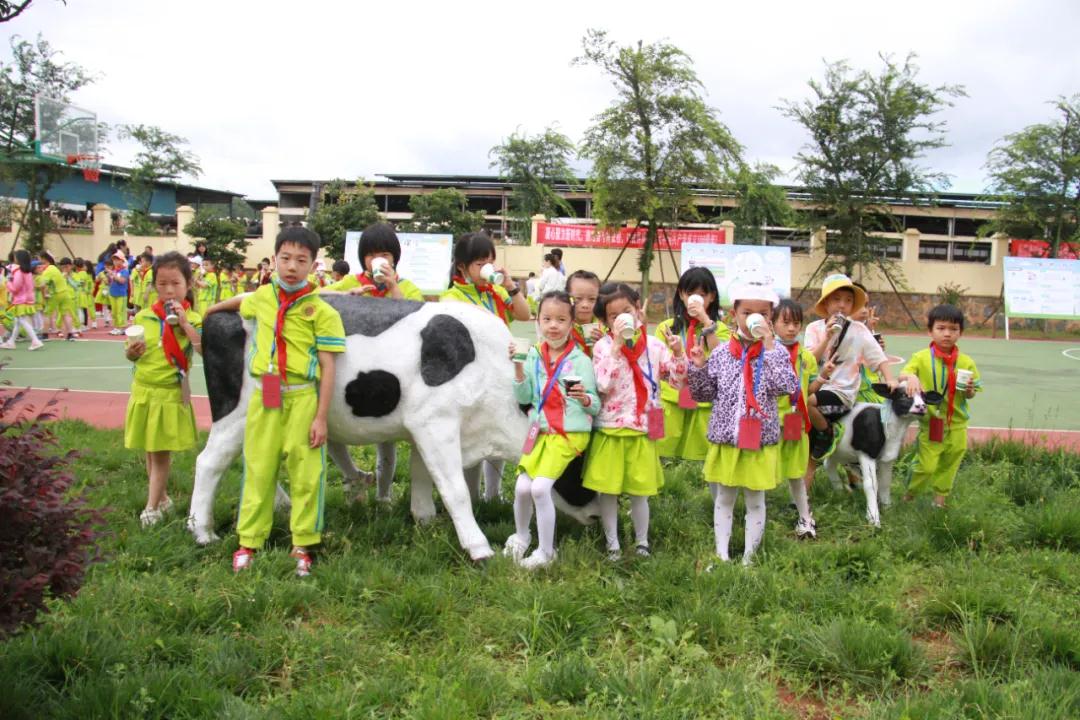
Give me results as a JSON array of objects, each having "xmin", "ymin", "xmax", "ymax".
[{"xmin": 0, "ymin": 380, "xmax": 105, "ymax": 635}]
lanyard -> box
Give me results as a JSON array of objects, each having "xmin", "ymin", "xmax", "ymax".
[
  {"xmin": 533, "ymin": 354, "xmax": 573, "ymax": 412},
  {"xmin": 642, "ymin": 338, "xmax": 658, "ymax": 400},
  {"xmin": 269, "ymin": 290, "xmax": 310, "ymax": 373},
  {"xmin": 462, "ymin": 285, "xmax": 495, "ymax": 314},
  {"xmin": 930, "ymin": 346, "xmax": 947, "ymax": 393},
  {"xmin": 744, "ymin": 349, "xmax": 765, "ymax": 414}
]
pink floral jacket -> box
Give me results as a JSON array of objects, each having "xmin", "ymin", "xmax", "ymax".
[{"xmin": 592, "ymin": 332, "xmax": 687, "ymax": 432}]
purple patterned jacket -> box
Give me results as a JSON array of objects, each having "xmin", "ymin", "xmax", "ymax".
[{"xmin": 688, "ymin": 341, "xmax": 798, "ymax": 447}]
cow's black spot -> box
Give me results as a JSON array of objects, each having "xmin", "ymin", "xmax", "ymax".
[
  {"xmin": 420, "ymin": 314, "xmax": 475, "ymax": 386},
  {"xmin": 851, "ymin": 406, "xmax": 886, "ymax": 459},
  {"xmin": 554, "ymin": 454, "xmax": 597, "ymax": 508},
  {"xmin": 344, "ymin": 370, "xmax": 401, "ymax": 417},
  {"xmin": 322, "ymin": 293, "xmax": 423, "ymax": 337},
  {"xmin": 202, "ymin": 311, "xmax": 247, "ymax": 422}
]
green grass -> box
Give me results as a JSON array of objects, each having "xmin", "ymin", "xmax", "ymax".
[{"xmin": 2, "ymin": 424, "xmax": 1080, "ymax": 718}]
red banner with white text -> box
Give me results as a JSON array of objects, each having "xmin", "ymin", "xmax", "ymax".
[
  {"xmin": 1010, "ymin": 239, "xmax": 1080, "ymax": 260},
  {"xmin": 536, "ymin": 222, "xmax": 726, "ymax": 249}
]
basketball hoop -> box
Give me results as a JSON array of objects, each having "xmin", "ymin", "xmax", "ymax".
[{"xmin": 67, "ymin": 153, "xmax": 101, "ymax": 183}]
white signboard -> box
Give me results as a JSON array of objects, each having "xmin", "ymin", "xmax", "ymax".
[
  {"xmin": 680, "ymin": 243, "xmax": 792, "ymax": 305},
  {"xmin": 1003, "ymin": 256, "xmax": 1080, "ymax": 320},
  {"xmin": 344, "ymin": 231, "xmax": 453, "ymax": 296}
]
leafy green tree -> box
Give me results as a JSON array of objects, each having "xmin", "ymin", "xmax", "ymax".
[
  {"xmin": 983, "ymin": 95, "xmax": 1080, "ymax": 257},
  {"xmin": 308, "ymin": 179, "xmax": 382, "ymax": 259},
  {"xmin": 780, "ymin": 54, "xmax": 965, "ymax": 280},
  {"xmin": 0, "ymin": 34, "xmax": 95, "ymax": 252},
  {"xmin": 118, "ymin": 124, "xmax": 201, "ymax": 234},
  {"xmin": 489, "ymin": 127, "xmax": 577, "ymax": 241},
  {"xmin": 402, "ymin": 188, "xmax": 485, "ymax": 238},
  {"xmin": 722, "ymin": 163, "xmax": 795, "ymax": 244},
  {"xmin": 575, "ymin": 29, "xmax": 742, "ymax": 297},
  {"xmin": 183, "ymin": 210, "xmax": 249, "ymax": 268}
]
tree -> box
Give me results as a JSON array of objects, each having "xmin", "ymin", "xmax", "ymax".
[
  {"xmin": 489, "ymin": 127, "xmax": 577, "ymax": 242},
  {"xmin": 780, "ymin": 54, "xmax": 965, "ymax": 280},
  {"xmin": 575, "ymin": 29, "xmax": 742, "ymax": 298},
  {"xmin": 983, "ymin": 95, "xmax": 1080, "ymax": 258},
  {"xmin": 0, "ymin": 1, "xmax": 52, "ymax": 24},
  {"xmin": 0, "ymin": 34, "xmax": 95, "ymax": 252},
  {"xmin": 118, "ymin": 124, "xmax": 201, "ymax": 235},
  {"xmin": 720, "ymin": 163, "xmax": 795, "ymax": 244},
  {"xmin": 183, "ymin": 210, "xmax": 249, "ymax": 268},
  {"xmin": 308, "ymin": 179, "xmax": 382, "ymax": 259},
  {"xmin": 401, "ymin": 188, "xmax": 485, "ymax": 238}
]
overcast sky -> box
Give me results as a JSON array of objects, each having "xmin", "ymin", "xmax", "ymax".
[{"xmin": 6, "ymin": 0, "xmax": 1078, "ymax": 199}]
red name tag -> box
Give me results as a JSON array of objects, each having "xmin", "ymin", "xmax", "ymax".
[
  {"xmin": 929, "ymin": 416, "xmax": 944, "ymax": 443},
  {"xmin": 521, "ymin": 422, "xmax": 540, "ymax": 454},
  {"xmin": 782, "ymin": 412, "xmax": 804, "ymax": 442},
  {"xmin": 678, "ymin": 384, "xmax": 697, "ymax": 409},
  {"xmin": 738, "ymin": 415, "xmax": 762, "ymax": 450},
  {"xmin": 647, "ymin": 406, "xmax": 666, "ymax": 440},
  {"xmin": 261, "ymin": 373, "xmax": 282, "ymax": 409}
]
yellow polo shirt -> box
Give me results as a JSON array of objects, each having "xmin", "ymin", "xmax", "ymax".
[
  {"xmin": 321, "ymin": 273, "xmax": 424, "ymax": 301},
  {"xmin": 130, "ymin": 307, "xmax": 203, "ymax": 386},
  {"xmin": 902, "ymin": 348, "xmax": 981, "ymax": 428}
]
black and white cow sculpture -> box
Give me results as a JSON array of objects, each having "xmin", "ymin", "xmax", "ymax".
[
  {"xmin": 187, "ymin": 294, "xmax": 536, "ymax": 561},
  {"xmin": 823, "ymin": 383, "xmax": 939, "ymax": 527}
]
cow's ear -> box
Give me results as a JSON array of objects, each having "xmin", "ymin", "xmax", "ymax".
[
  {"xmin": 871, "ymin": 383, "xmax": 891, "ymax": 398},
  {"xmin": 922, "ymin": 391, "xmax": 944, "ymax": 406}
]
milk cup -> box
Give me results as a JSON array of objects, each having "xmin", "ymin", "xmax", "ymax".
[
  {"xmin": 481, "ymin": 263, "xmax": 503, "ymax": 286},
  {"xmin": 371, "ymin": 257, "xmax": 391, "ymax": 279},
  {"xmin": 581, "ymin": 322, "xmax": 600, "ymax": 344},
  {"xmin": 615, "ymin": 312, "xmax": 636, "ymax": 342},
  {"xmin": 687, "ymin": 293, "xmax": 704, "ymax": 315},
  {"xmin": 125, "ymin": 325, "xmax": 145, "ymax": 344},
  {"xmin": 511, "ymin": 337, "xmax": 531, "ymax": 362},
  {"xmin": 746, "ymin": 313, "xmax": 768, "ymax": 339},
  {"xmin": 562, "ymin": 374, "xmax": 582, "ymax": 391},
  {"xmin": 955, "ymin": 368, "xmax": 973, "ymax": 390}
]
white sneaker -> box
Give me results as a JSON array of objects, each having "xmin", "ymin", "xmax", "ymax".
[
  {"xmin": 520, "ymin": 549, "xmax": 556, "ymax": 569},
  {"xmin": 0, "ymin": 341, "xmax": 14, "ymax": 350},
  {"xmin": 795, "ymin": 517, "xmax": 817, "ymax": 540},
  {"xmin": 140, "ymin": 507, "xmax": 163, "ymax": 527},
  {"xmin": 28, "ymin": 341, "xmax": 43, "ymax": 351},
  {"xmin": 502, "ymin": 534, "xmax": 529, "ymax": 563},
  {"xmin": 606, "ymin": 548, "xmax": 622, "ymax": 562},
  {"xmin": 158, "ymin": 496, "xmax": 174, "ymax": 514},
  {"xmin": 109, "ymin": 328, "xmax": 123, "ymax": 336}
]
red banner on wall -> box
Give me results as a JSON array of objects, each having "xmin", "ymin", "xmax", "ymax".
[
  {"xmin": 536, "ymin": 222, "xmax": 726, "ymax": 249},
  {"xmin": 1010, "ymin": 239, "xmax": 1080, "ymax": 260}
]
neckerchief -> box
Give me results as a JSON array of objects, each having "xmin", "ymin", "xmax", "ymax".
[
  {"xmin": 538, "ymin": 341, "xmax": 575, "ymax": 438},
  {"xmin": 355, "ymin": 272, "xmax": 389, "ymax": 298},
  {"xmin": 728, "ymin": 335, "xmax": 764, "ymax": 417},
  {"xmin": 931, "ymin": 342, "xmax": 959, "ymax": 425},
  {"xmin": 151, "ymin": 299, "xmax": 191, "ymax": 374},
  {"xmin": 570, "ymin": 323, "xmax": 592, "ymax": 357},
  {"xmin": 787, "ymin": 342, "xmax": 812, "ymax": 431},
  {"xmin": 451, "ymin": 275, "xmax": 510, "ymax": 324},
  {"xmin": 272, "ymin": 282, "xmax": 314, "ymax": 382},
  {"xmin": 618, "ymin": 332, "xmax": 651, "ymax": 418}
]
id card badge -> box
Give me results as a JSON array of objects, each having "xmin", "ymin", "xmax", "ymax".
[
  {"xmin": 738, "ymin": 415, "xmax": 763, "ymax": 450},
  {"xmin": 521, "ymin": 422, "xmax": 540, "ymax": 455},
  {"xmin": 647, "ymin": 406, "xmax": 666, "ymax": 440},
  {"xmin": 677, "ymin": 384, "xmax": 697, "ymax": 409},
  {"xmin": 261, "ymin": 373, "xmax": 282, "ymax": 409},
  {"xmin": 928, "ymin": 416, "xmax": 945, "ymax": 443},
  {"xmin": 782, "ymin": 412, "xmax": 804, "ymax": 442}
]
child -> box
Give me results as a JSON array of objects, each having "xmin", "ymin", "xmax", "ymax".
[
  {"xmin": 329, "ymin": 260, "xmax": 349, "ymax": 283},
  {"xmin": 441, "ymin": 231, "xmax": 531, "ymax": 500},
  {"xmin": 566, "ymin": 269, "xmax": 604, "ymax": 357},
  {"xmin": 0, "ymin": 250, "xmax": 43, "ymax": 350},
  {"xmin": 322, "ymin": 223, "xmax": 424, "ymax": 301},
  {"xmin": 195, "ymin": 258, "xmax": 219, "ymax": 313},
  {"xmin": 852, "ymin": 282, "xmax": 886, "ymax": 405},
  {"xmin": 130, "ymin": 252, "xmax": 155, "ymax": 313},
  {"xmin": 505, "ymin": 290, "xmax": 600, "ymax": 569},
  {"xmin": 584, "ymin": 283, "xmax": 687, "ymax": 559},
  {"xmin": 123, "ymin": 252, "xmax": 203, "ymax": 527},
  {"xmin": 218, "ymin": 263, "xmax": 235, "ymax": 302},
  {"xmin": 105, "ymin": 252, "xmax": 130, "ymax": 334},
  {"xmin": 38, "ymin": 253, "xmax": 77, "ymax": 340},
  {"xmin": 772, "ymin": 299, "xmax": 820, "ymax": 538},
  {"xmin": 899, "ymin": 304, "xmax": 980, "ymax": 508},
  {"xmin": 206, "ymin": 226, "xmax": 345, "ymax": 577},
  {"xmin": 687, "ymin": 282, "xmax": 798, "ymax": 565},
  {"xmin": 655, "ymin": 267, "xmax": 730, "ymax": 462},
  {"xmin": 73, "ymin": 259, "xmax": 94, "ymax": 330}
]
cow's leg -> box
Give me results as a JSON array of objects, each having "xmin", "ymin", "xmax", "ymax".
[
  {"xmin": 877, "ymin": 461, "xmax": 894, "ymax": 508},
  {"xmin": 409, "ymin": 450, "xmax": 437, "ymax": 524},
  {"xmin": 376, "ymin": 441, "xmax": 397, "ymax": 503},
  {"xmin": 326, "ymin": 441, "xmax": 371, "ymax": 504},
  {"xmin": 859, "ymin": 455, "xmax": 880, "ymax": 527},
  {"xmin": 188, "ymin": 410, "xmax": 245, "ymax": 545},
  {"xmin": 411, "ymin": 427, "xmax": 492, "ymax": 561},
  {"xmin": 824, "ymin": 457, "xmax": 845, "ymax": 491},
  {"xmin": 464, "ymin": 463, "xmax": 482, "ymax": 504}
]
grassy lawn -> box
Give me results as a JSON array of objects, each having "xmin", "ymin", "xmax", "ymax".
[{"xmin": 2, "ymin": 423, "xmax": 1080, "ymax": 718}]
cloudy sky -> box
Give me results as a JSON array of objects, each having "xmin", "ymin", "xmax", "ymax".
[{"xmin": 6, "ymin": 0, "xmax": 1078, "ymax": 199}]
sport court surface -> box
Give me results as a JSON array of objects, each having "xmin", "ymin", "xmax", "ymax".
[{"xmin": 2, "ymin": 327, "xmax": 1079, "ymax": 446}]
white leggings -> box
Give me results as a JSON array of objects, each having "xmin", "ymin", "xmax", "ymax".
[
  {"xmin": 512, "ymin": 473, "xmax": 557, "ymax": 556},
  {"xmin": 597, "ymin": 493, "xmax": 650, "ymax": 551},
  {"xmin": 713, "ymin": 485, "xmax": 766, "ymax": 563},
  {"xmin": 482, "ymin": 460, "xmax": 504, "ymax": 501},
  {"xmin": 5, "ymin": 316, "xmax": 40, "ymax": 345},
  {"xmin": 787, "ymin": 477, "xmax": 813, "ymax": 525}
]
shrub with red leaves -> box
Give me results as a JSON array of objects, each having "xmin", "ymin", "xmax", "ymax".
[{"xmin": 0, "ymin": 381, "xmax": 105, "ymax": 635}]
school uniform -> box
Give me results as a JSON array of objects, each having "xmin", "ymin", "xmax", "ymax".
[
  {"xmin": 236, "ymin": 281, "xmax": 346, "ymax": 550},
  {"xmin": 131, "ymin": 267, "xmax": 155, "ymax": 309},
  {"xmin": 7, "ymin": 268, "xmax": 36, "ymax": 318},
  {"xmin": 903, "ymin": 346, "xmax": 981, "ymax": 496},
  {"xmin": 218, "ymin": 271, "xmax": 236, "ymax": 301},
  {"xmin": 322, "ymin": 273, "xmax": 424, "ymax": 301},
  {"xmin": 107, "ymin": 267, "xmax": 130, "ymax": 327},
  {"xmin": 440, "ymin": 280, "xmax": 512, "ymax": 325},
  {"xmin": 41, "ymin": 265, "xmax": 76, "ymax": 321},
  {"xmin": 776, "ymin": 342, "xmax": 818, "ymax": 480},
  {"xmin": 197, "ymin": 270, "xmax": 219, "ymax": 313},
  {"xmin": 73, "ymin": 270, "xmax": 94, "ymax": 315}
]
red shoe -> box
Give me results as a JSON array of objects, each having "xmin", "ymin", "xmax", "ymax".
[
  {"xmin": 232, "ymin": 547, "xmax": 255, "ymax": 573},
  {"xmin": 290, "ymin": 547, "xmax": 313, "ymax": 578}
]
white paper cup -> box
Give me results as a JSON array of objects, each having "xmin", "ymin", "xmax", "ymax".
[
  {"xmin": 371, "ymin": 257, "xmax": 391, "ymax": 278},
  {"xmin": 955, "ymin": 368, "xmax": 973, "ymax": 389},
  {"xmin": 511, "ymin": 337, "xmax": 531, "ymax": 361},
  {"xmin": 481, "ymin": 262, "xmax": 503, "ymax": 286},
  {"xmin": 581, "ymin": 322, "xmax": 600, "ymax": 343},
  {"xmin": 746, "ymin": 313, "xmax": 768, "ymax": 339},
  {"xmin": 616, "ymin": 313, "xmax": 636, "ymax": 341},
  {"xmin": 125, "ymin": 325, "xmax": 145, "ymax": 342}
]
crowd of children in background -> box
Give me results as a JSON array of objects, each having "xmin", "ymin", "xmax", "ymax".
[{"xmin": 1, "ymin": 222, "xmax": 981, "ymax": 577}]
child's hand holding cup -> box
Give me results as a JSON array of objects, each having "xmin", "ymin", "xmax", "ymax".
[
  {"xmin": 125, "ymin": 324, "xmax": 146, "ymax": 359},
  {"xmin": 955, "ymin": 368, "xmax": 974, "ymax": 396},
  {"xmin": 687, "ymin": 293, "xmax": 705, "ymax": 319},
  {"xmin": 511, "ymin": 337, "xmax": 531, "ymax": 363},
  {"xmin": 614, "ymin": 312, "xmax": 636, "ymax": 343}
]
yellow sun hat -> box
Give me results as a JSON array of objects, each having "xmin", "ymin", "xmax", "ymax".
[{"xmin": 814, "ymin": 273, "xmax": 867, "ymax": 317}]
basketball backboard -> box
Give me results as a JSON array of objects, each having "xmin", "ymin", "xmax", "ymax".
[{"xmin": 34, "ymin": 95, "xmax": 98, "ymax": 161}]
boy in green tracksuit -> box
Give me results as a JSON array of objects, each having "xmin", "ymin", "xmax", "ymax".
[
  {"xmin": 899, "ymin": 304, "xmax": 981, "ymax": 508},
  {"xmin": 206, "ymin": 226, "xmax": 346, "ymax": 577}
]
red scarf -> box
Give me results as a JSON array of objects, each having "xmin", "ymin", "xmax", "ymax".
[
  {"xmin": 452, "ymin": 275, "xmax": 510, "ymax": 324},
  {"xmin": 272, "ymin": 283, "xmax": 314, "ymax": 382},
  {"xmin": 539, "ymin": 341, "xmax": 575, "ymax": 438},
  {"xmin": 728, "ymin": 336, "xmax": 764, "ymax": 417},
  {"xmin": 931, "ymin": 342, "xmax": 959, "ymax": 425},
  {"xmin": 151, "ymin": 299, "xmax": 191, "ymax": 374},
  {"xmin": 686, "ymin": 317, "xmax": 698, "ymax": 348},
  {"xmin": 787, "ymin": 342, "xmax": 812, "ymax": 431},
  {"xmin": 618, "ymin": 332, "xmax": 651, "ymax": 418},
  {"xmin": 570, "ymin": 324, "xmax": 591, "ymax": 357},
  {"xmin": 355, "ymin": 273, "xmax": 388, "ymax": 298}
]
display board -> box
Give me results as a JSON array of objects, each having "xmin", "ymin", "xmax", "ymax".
[
  {"xmin": 344, "ymin": 231, "xmax": 452, "ymax": 295},
  {"xmin": 680, "ymin": 243, "xmax": 791, "ymax": 305},
  {"xmin": 1003, "ymin": 256, "xmax": 1080, "ymax": 320}
]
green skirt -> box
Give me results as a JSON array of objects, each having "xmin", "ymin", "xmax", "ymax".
[
  {"xmin": 777, "ymin": 419, "xmax": 810, "ymax": 480},
  {"xmin": 11, "ymin": 304, "xmax": 35, "ymax": 318},
  {"xmin": 583, "ymin": 428, "xmax": 664, "ymax": 496},
  {"xmin": 656, "ymin": 397, "xmax": 712, "ymax": 461},
  {"xmin": 519, "ymin": 431, "xmax": 590, "ymax": 479},
  {"xmin": 124, "ymin": 380, "xmax": 197, "ymax": 452},
  {"xmin": 704, "ymin": 443, "xmax": 781, "ymax": 491}
]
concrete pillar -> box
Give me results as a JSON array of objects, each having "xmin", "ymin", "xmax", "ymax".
[
  {"xmin": 990, "ymin": 232, "xmax": 1008, "ymax": 266},
  {"xmin": 243, "ymin": 206, "xmax": 280, "ymax": 266},
  {"xmin": 720, "ymin": 220, "xmax": 735, "ymax": 244},
  {"xmin": 175, "ymin": 205, "xmax": 196, "ymax": 252},
  {"xmin": 530, "ymin": 213, "xmax": 546, "ymax": 246},
  {"xmin": 810, "ymin": 226, "xmax": 827, "ymax": 255},
  {"xmin": 92, "ymin": 204, "xmax": 111, "ymax": 245},
  {"xmin": 902, "ymin": 228, "xmax": 920, "ymax": 263}
]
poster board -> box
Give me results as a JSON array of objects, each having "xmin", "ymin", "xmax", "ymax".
[
  {"xmin": 344, "ymin": 231, "xmax": 452, "ymax": 296},
  {"xmin": 680, "ymin": 243, "xmax": 791, "ymax": 305},
  {"xmin": 1003, "ymin": 256, "xmax": 1080, "ymax": 320}
]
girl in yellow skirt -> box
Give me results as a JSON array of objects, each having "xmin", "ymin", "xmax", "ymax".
[
  {"xmin": 123, "ymin": 251, "xmax": 203, "ymax": 527},
  {"xmin": 72, "ymin": 259, "xmax": 94, "ymax": 330},
  {"xmin": 194, "ymin": 257, "xmax": 220, "ymax": 313},
  {"xmin": 655, "ymin": 267, "xmax": 730, "ymax": 464},
  {"xmin": 584, "ymin": 283, "xmax": 687, "ymax": 560},
  {"xmin": 772, "ymin": 299, "xmax": 821, "ymax": 539},
  {"xmin": 93, "ymin": 263, "xmax": 111, "ymax": 327},
  {"xmin": 505, "ymin": 290, "xmax": 600, "ymax": 569},
  {"xmin": 687, "ymin": 282, "xmax": 798, "ymax": 565},
  {"xmin": 0, "ymin": 250, "xmax": 43, "ymax": 350}
]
